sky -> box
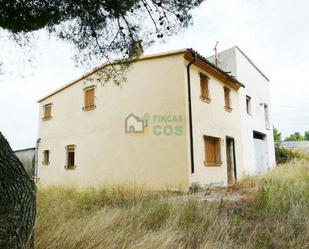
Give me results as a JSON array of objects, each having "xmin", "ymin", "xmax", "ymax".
[{"xmin": 0, "ymin": 0, "xmax": 308, "ymax": 150}]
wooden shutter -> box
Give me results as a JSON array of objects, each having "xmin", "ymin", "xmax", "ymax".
[
  {"xmin": 43, "ymin": 150, "xmax": 49, "ymax": 165},
  {"xmin": 224, "ymin": 87, "xmax": 231, "ymax": 109},
  {"xmin": 204, "ymin": 136, "xmax": 221, "ymax": 165},
  {"xmin": 200, "ymin": 74, "xmax": 209, "ymax": 99},
  {"xmin": 84, "ymin": 87, "xmax": 95, "ymax": 110},
  {"xmin": 43, "ymin": 104, "xmax": 52, "ymax": 120}
]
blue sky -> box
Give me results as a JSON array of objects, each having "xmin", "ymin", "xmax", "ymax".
[{"xmin": 0, "ymin": 0, "xmax": 308, "ymax": 150}]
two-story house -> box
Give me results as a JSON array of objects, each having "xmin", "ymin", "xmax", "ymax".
[{"xmin": 37, "ymin": 48, "xmax": 274, "ymax": 190}]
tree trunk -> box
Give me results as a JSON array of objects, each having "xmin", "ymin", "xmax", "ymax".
[{"xmin": 0, "ymin": 132, "xmax": 36, "ymax": 249}]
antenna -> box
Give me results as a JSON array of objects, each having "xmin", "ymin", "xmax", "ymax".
[{"xmin": 214, "ymin": 41, "xmax": 219, "ymax": 66}]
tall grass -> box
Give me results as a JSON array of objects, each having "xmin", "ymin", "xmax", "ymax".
[{"xmin": 35, "ymin": 160, "xmax": 309, "ymax": 249}]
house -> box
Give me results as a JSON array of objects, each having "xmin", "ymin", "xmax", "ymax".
[
  {"xmin": 37, "ymin": 48, "xmax": 275, "ymax": 190},
  {"xmin": 209, "ymin": 46, "xmax": 276, "ymax": 174},
  {"xmin": 15, "ymin": 147, "xmax": 36, "ymax": 179}
]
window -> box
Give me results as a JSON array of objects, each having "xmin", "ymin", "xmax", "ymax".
[
  {"xmin": 83, "ymin": 86, "xmax": 96, "ymax": 111},
  {"xmin": 246, "ymin": 95, "xmax": 252, "ymax": 115},
  {"xmin": 224, "ymin": 87, "xmax": 232, "ymax": 111},
  {"xmin": 43, "ymin": 104, "xmax": 52, "ymax": 120},
  {"xmin": 66, "ymin": 145, "xmax": 76, "ymax": 169},
  {"xmin": 264, "ymin": 104, "xmax": 270, "ymax": 129},
  {"xmin": 43, "ymin": 150, "xmax": 50, "ymax": 165},
  {"xmin": 203, "ymin": 136, "xmax": 222, "ymax": 166},
  {"xmin": 199, "ymin": 73, "xmax": 210, "ymax": 102}
]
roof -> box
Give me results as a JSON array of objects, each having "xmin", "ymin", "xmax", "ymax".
[
  {"xmin": 281, "ymin": 141, "xmax": 309, "ymax": 148},
  {"xmin": 38, "ymin": 49, "xmax": 244, "ymax": 103},
  {"xmin": 235, "ymin": 46, "xmax": 270, "ymax": 81},
  {"xmin": 15, "ymin": 147, "xmax": 36, "ymax": 153}
]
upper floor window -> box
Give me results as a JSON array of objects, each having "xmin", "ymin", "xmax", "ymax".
[
  {"xmin": 43, "ymin": 103, "xmax": 52, "ymax": 121},
  {"xmin": 43, "ymin": 150, "xmax": 50, "ymax": 165},
  {"xmin": 83, "ymin": 86, "xmax": 96, "ymax": 111},
  {"xmin": 199, "ymin": 73, "xmax": 211, "ymax": 102},
  {"xmin": 65, "ymin": 145, "xmax": 76, "ymax": 170},
  {"xmin": 224, "ymin": 87, "xmax": 232, "ymax": 111},
  {"xmin": 203, "ymin": 136, "xmax": 222, "ymax": 166},
  {"xmin": 264, "ymin": 104, "xmax": 270, "ymax": 129},
  {"xmin": 246, "ymin": 95, "xmax": 252, "ymax": 115}
]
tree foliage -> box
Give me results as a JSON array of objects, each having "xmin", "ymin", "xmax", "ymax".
[
  {"xmin": 284, "ymin": 132, "xmax": 305, "ymax": 142},
  {"xmin": 305, "ymin": 131, "xmax": 309, "ymax": 141},
  {"xmin": 0, "ymin": 0, "xmax": 204, "ymax": 66},
  {"xmin": 273, "ymin": 127, "xmax": 282, "ymax": 146}
]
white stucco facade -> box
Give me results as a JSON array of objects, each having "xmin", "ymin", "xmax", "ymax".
[{"xmin": 209, "ymin": 46, "xmax": 276, "ymax": 175}]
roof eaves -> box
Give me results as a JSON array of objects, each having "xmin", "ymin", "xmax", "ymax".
[{"xmin": 186, "ymin": 48, "xmax": 245, "ymax": 88}]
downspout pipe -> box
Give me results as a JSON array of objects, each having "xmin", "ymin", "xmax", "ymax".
[
  {"xmin": 186, "ymin": 51, "xmax": 196, "ymax": 174},
  {"xmin": 34, "ymin": 138, "xmax": 41, "ymax": 184}
]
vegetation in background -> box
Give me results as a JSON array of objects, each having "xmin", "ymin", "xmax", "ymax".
[
  {"xmin": 275, "ymin": 146, "xmax": 309, "ymax": 164},
  {"xmin": 284, "ymin": 130, "xmax": 309, "ymax": 142},
  {"xmin": 273, "ymin": 127, "xmax": 282, "ymax": 146},
  {"xmin": 35, "ymin": 160, "xmax": 309, "ymax": 249}
]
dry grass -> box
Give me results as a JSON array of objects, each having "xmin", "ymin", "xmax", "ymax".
[{"xmin": 35, "ymin": 160, "xmax": 309, "ymax": 249}]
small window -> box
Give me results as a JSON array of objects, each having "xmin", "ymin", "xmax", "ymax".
[
  {"xmin": 43, "ymin": 150, "xmax": 50, "ymax": 165},
  {"xmin": 264, "ymin": 104, "xmax": 270, "ymax": 129},
  {"xmin": 66, "ymin": 145, "xmax": 76, "ymax": 169},
  {"xmin": 200, "ymin": 73, "xmax": 210, "ymax": 102},
  {"xmin": 43, "ymin": 104, "xmax": 52, "ymax": 120},
  {"xmin": 84, "ymin": 86, "xmax": 96, "ymax": 111},
  {"xmin": 224, "ymin": 87, "xmax": 232, "ymax": 111},
  {"xmin": 246, "ymin": 95, "xmax": 252, "ymax": 115},
  {"xmin": 203, "ymin": 136, "xmax": 222, "ymax": 166}
]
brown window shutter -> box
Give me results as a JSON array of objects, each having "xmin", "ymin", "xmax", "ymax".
[
  {"xmin": 200, "ymin": 74, "xmax": 209, "ymax": 99},
  {"xmin": 204, "ymin": 136, "xmax": 221, "ymax": 165},
  {"xmin": 224, "ymin": 87, "xmax": 231, "ymax": 108},
  {"xmin": 43, "ymin": 150, "xmax": 49, "ymax": 165},
  {"xmin": 84, "ymin": 88, "xmax": 95, "ymax": 110},
  {"xmin": 43, "ymin": 104, "xmax": 52, "ymax": 120}
]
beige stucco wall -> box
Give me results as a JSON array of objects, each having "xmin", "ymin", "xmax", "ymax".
[
  {"xmin": 187, "ymin": 64, "xmax": 244, "ymax": 186},
  {"xmin": 38, "ymin": 54, "xmax": 191, "ymax": 190}
]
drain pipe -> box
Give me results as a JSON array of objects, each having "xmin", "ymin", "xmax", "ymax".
[
  {"xmin": 186, "ymin": 51, "xmax": 196, "ymax": 173},
  {"xmin": 34, "ymin": 138, "xmax": 41, "ymax": 184}
]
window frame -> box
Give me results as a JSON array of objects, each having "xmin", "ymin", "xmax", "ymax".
[
  {"xmin": 199, "ymin": 73, "xmax": 211, "ymax": 103},
  {"xmin": 246, "ymin": 95, "xmax": 252, "ymax": 115},
  {"xmin": 43, "ymin": 150, "xmax": 50, "ymax": 165},
  {"xmin": 43, "ymin": 103, "xmax": 52, "ymax": 121},
  {"xmin": 65, "ymin": 145, "xmax": 76, "ymax": 170},
  {"xmin": 224, "ymin": 87, "xmax": 232, "ymax": 111},
  {"xmin": 264, "ymin": 104, "xmax": 270, "ymax": 130},
  {"xmin": 203, "ymin": 135, "xmax": 222, "ymax": 167},
  {"xmin": 83, "ymin": 86, "xmax": 96, "ymax": 111}
]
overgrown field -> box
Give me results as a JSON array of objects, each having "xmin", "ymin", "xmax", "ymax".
[{"xmin": 35, "ymin": 160, "xmax": 309, "ymax": 249}]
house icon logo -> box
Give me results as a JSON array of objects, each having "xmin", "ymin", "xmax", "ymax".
[{"xmin": 125, "ymin": 113, "xmax": 149, "ymax": 136}]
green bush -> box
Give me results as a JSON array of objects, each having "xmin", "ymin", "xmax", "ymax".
[{"xmin": 275, "ymin": 146, "xmax": 308, "ymax": 164}]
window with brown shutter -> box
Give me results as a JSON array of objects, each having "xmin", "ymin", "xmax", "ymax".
[
  {"xmin": 224, "ymin": 87, "xmax": 232, "ymax": 111},
  {"xmin": 204, "ymin": 136, "xmax": 222, "ymax": 166},
  {"xmin": 43, "ymin": 104, "xmax": 52, "ymax": 120},
  {"xmin": 200, "ymin": 73, "xmax": 211, "ymax": 102},
  {"xmin": 43, "ymin": 150, "xmax": 50, "ymax": 165},
  {"xmin": 83, "ymin": 86, "xmax": 96, "ymax": 111},
  {"xmin": 66, "ymin": 145, "xmax": 76, "ymax": 170}
]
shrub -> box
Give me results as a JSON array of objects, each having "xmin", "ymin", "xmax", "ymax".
[{"xmin": 275, "ymin": 146, "xmax": 308, "ymax": 164}]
